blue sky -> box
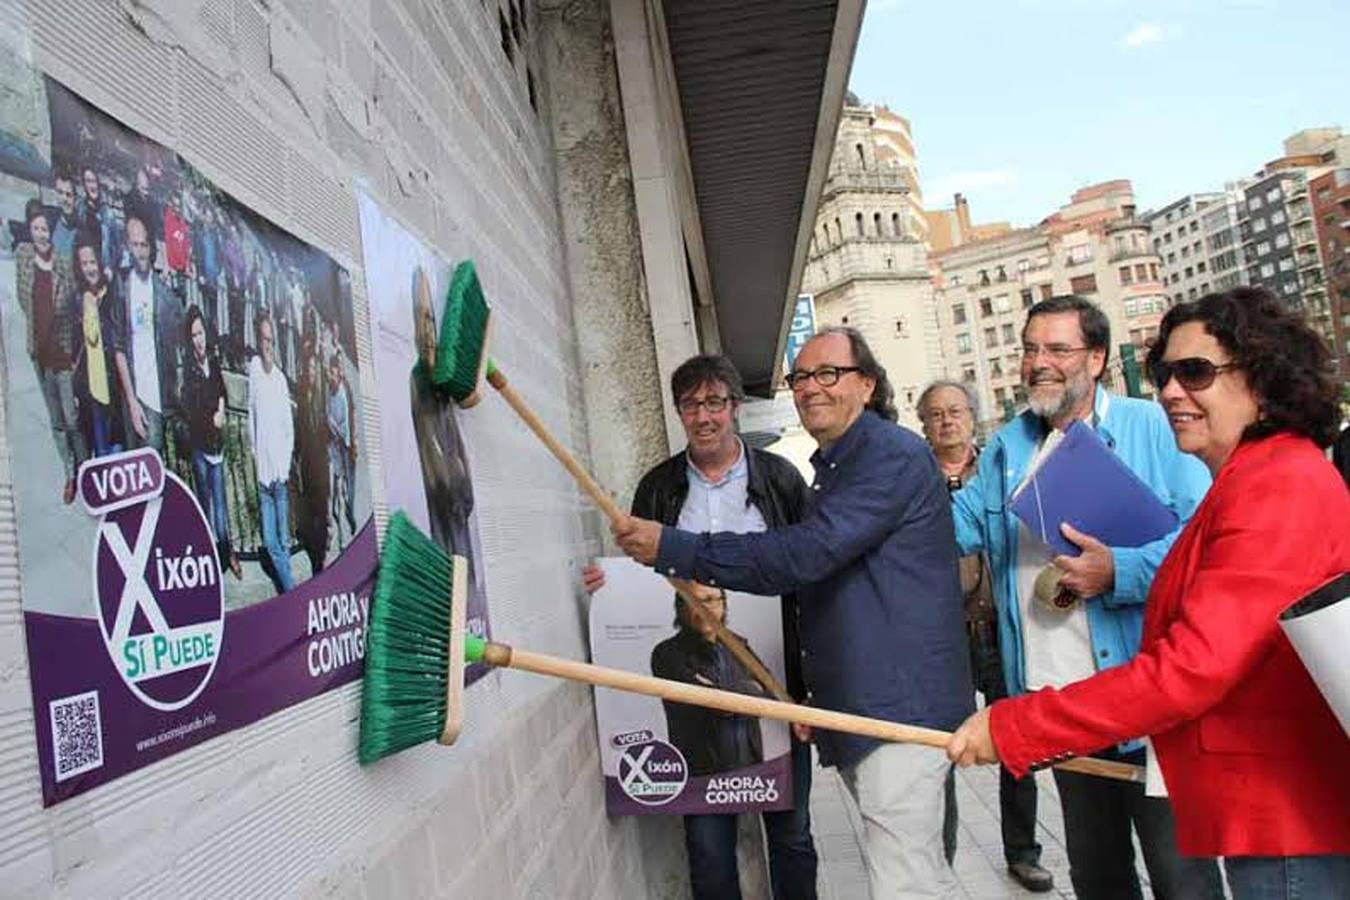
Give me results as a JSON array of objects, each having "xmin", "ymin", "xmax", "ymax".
[{"xmin": 850, "ymin": 0, "xmax": 1349, "ymax": 226}]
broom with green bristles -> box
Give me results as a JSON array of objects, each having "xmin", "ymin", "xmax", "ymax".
[
  {"xmin": 359, "ymin": 511, "xmax": 1145, "ymax": 783},
  {"xmin": 428, "ymin": 260, "xmax": 795, "ymax": 705}
]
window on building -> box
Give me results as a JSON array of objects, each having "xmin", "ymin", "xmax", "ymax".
[
  {"xmin": 956, "ymin": 332, "xmax": 972, "ymax": 353},
  {"xmin": 993, "ymin": 294, "xmax": 1011, "ymax": 313},
  {"xmin": 1069, "ymin": 273, "xmax": 1098, "ymax": 294},
  {"xmin": 1130, "ymin": 327, "xmax": 1143, "ymax": 345},
  {"xmin": 1167, "ymin": 252, "xmax": 1176, "ymax": 264},
  {"xmin": 1124, "ymin": 299, "xmax": 1139, "ymax": 316},
  {"xmin": 834, "ymin": 217, "xmax": 842, "ymax": 242},
  {"xmin": 873, "ymin": 212, "xmax": 883, "ymax": 236},
  {"xmin": 1266, "ymin": 187, "xmax": 1281, "ymax": 204},
  {"xmin": 1153, "ymin": 237, "xmax": 1162, "ymax": 250},
  {"xmin": 1174, "ymin": 292, "xmax": 1184, "ymax": 303},
  {"xmin": 892, "ymin": 212, "xmax": 902, "ymax": 237},
  {"xmin": 1039, "ymin": 283, "xmax": 1053, "ymax": 300},
  {"xmin": 1135, "ymin": 263, "xmax": 1148, "ymax": 281},
  {"xmin": 1119, "ymin": 266, "xmax": 1133, "ymax": 285},
  {"xmin": 962, "ymin": 366, "xmax": 977, "ymax": 383},
  {"xmin": 994, "ymin": 387, "xmax": 1007, "ymax": 406},
  {"xmin": 953, "ymin": 304, "xmax": 967, "ymax": 325},
  {"xmin": 1020, "ymin": 288, "xmax": 1034, "ymax": 308},
  {"xmin": 856, "ymin": 143, "xmax": 866, "ymax": 168},
  {"xmin": 1190, "ymin": 221, "xmax": 1200, "ymax": 233},
  {"xmin": 1249, "ymin": 196, "xmax": 1263, "ymax": 211},
  {"xmin": 895, "ymin": 317, "xmax": 908, "ymax": 337},
  {"xmin": 1282, "ymin": 280, "xmax": 1298, "ymax": 295},
  {"xmin": 1260, "ymin": 262, "xmax": 1276, "ymax": 278},
  {"xmin": 1170, "ymin": 273, "xmax": 1180, "ymax": 284},
  {"xmin": 950, "ymin": 274, "xmax": 962, "ymax": 286},
  {"xmin": 1067, "ymin": 244, "xmax": 1092, "ymax": 265},
  {"xmin": 1253, "ymin": 218, "xmax": 1267, "ymax": 234},
  {"xmin": 1278, "ymin": 256, "xmax": 1295, "ymax": 272},
  {"xmin": 1017, "ymin": 258, "xmax": 1029, "ymax": 272},
  {"xmin": 1182, "ymin": 246, "xmax": 1191, "ymax": 258},
  {"xmin": 1164, "ymin": 232, "xmax": 1173, "ymax": 244},
  {"xmin": 1184, "ymin": 266, "xmax": 1194, "ymax": 278},
  {"xmin": 1149, "ymin": 262, "xmax": 1159, "ymax": 280},
  {"xmin": 984, "ymin": 326, "xmax": 998, "ymax": 348},
  {"xmin": 980, "ymin": 297, "xmax": 993, "ymax": 317},
  {"xmin": 979, "ymin": 269, "xmax": 991, "ymax": 286},
  {"xmin": 1013, "ymin": 385, "xmax": 1027, "ymax": 403},
  {"xmin": 1274, "ymin": 232, "xmax": 1290, "ymax": 249},
  {"xmin": 855, "ymin": 212, "xmax": 864, "ymax": 237},
  {"xmin": 1201, "ymin": 282, "xmax": 1210, "ymax": 293},
  {"xmin": 990, "ymin": 358, "xmax": 1003, "ymax": 378},
  {"xmin": 1256, "ymin": 240, "xmax": 1271, "ymax": 256},
  {"xmin": 1188, "ymin": 287, "xmax": 1198, "ymax": 299},
  {"xmin": 1196, "ymin": 261, "xmax": 1207, "ymax": 273},
  {"xmin": 1270, "ymin": 209, "xmax": 1286, "ymax": 225},
  {"xmin": 996, "ymin": 265, "xmax": 1007, "ymax": 282},
  {"xmin": 1001, "ymin": 322, "xmax": 1015, "ymax": 343}
]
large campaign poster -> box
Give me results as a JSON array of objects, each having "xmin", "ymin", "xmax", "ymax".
[
  {"xmin": 590, "ymin": 558, "xmax": 792, "ymax": 816},
  {"xmin": 355, "ymin": 192, "xmax": 491, "ymax": 679},
  {"xmin": 0, "ymin": 72, "xmax": 375, "ymax": 806}
]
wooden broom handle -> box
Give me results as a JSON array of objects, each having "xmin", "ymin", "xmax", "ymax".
[
  {"xmin": 479, "ymin": 640, "xmax": 1145, "ymax": 784},
  {"xmin": 486, "ymin": 368, "xmax": 795, "ymax": 703}
]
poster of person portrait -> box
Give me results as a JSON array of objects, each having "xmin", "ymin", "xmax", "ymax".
[
  {"xmin": 354, "ymin": 191, "xmax": 491, "ymax": 678},
  {"xmin": 590, "ymin": 558, "xmax": 793, "ymax": 816},
  {"xmin": 0, "ymin": 72, "xmax": 375, "ymax": 806}
]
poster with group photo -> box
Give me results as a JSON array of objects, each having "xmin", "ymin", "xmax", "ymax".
[
  {"xmin": 0, "ymin": 71, "xmax": 375, "ymax": 806},
  {"xmin": 590, "ymin": 557, "xmax": 793, "ymax": 816},
  {"xmin": 354, "ymin": 191, "xmax": 492, "ymax": 679}
]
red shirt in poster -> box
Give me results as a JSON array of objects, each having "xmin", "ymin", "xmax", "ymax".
[{"xmin": 164, "ymin": 205, "xmax": 191, "ymax": 273}]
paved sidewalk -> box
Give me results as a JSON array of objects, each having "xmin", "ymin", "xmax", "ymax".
[{"xmin": 810, "ymin": 759, "xmax": 1152, "ymax": 899}]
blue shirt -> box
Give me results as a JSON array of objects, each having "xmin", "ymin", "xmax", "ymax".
[
  {"xmin": 952, "ymin": 387, "xmax": 1211, "ymax": 705},
  {"xmin": 676, "ymin": 440, "xmax": 767, "ymax": 535},
  {"xmin": 656, "ymin": 410, "xmax": 974, "ymax": 768}
]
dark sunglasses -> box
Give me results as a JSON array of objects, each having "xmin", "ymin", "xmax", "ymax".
[{"xmin": 1148, "ymin": 357, "xmax": 1238, "ymax": 391}]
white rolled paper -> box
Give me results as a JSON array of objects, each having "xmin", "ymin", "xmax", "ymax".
[{"xmin": 1279, "ymin": 572, "xmax": 1350, "ymax": 736}]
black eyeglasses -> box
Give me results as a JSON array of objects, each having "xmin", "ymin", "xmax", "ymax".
[
  {"xmin": 785, "ymin": 365, "xmax": 862, "ymax": 389},
  {"xmin": 1148, "ymin": 357, "xmax": 1238, "ymax": 391},
  {"xmin": 677, "ymin": 395, "xmax": 731, "ymax": 415}
]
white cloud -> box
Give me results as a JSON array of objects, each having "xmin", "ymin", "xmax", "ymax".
[
  {"xmin": 1121, "ymin": 22, "xmax": 1181, "ymax": 48},
  {"xmin": 925, "ymin": 170, "xmax": 1018, "ymax": 202}
]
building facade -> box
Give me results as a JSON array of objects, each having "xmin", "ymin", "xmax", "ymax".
[
  {"xmin": 1146, "ymin": 191, "xmax": 1249, "ymax": 305},
  {"xmin": 931, "ymin": 182, "xmax": 1168, "ymax": 433},
  {"xmin": 800, "ymin": 101, "xmax": 942, "ymax": 428},
  {"xmin": 1310, "ymin": 168, "xmax": 1350, "ymax": 382}
]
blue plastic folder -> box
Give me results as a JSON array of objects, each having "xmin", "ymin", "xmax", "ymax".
[{"xmin": 1009, "ymin": 421, "xmax": 1178, "ymax": 557}]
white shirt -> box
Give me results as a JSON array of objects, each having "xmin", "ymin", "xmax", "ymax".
[
  {"xmin": 247, "ymin": 355, "xmax": 294, "ymax": 486},
  {"xmin": 1016, "ymin": 522, "xmax": 1097, "ymax": 690},
  {"xmin": 676, "ymin": 440, "xmax": 767, "ymax": 535},
  {"xmin": 128, "ymin": 271, "xmax": 160, "ymax": 412}
]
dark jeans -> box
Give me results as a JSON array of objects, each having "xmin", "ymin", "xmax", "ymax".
[
  {"xmin": 944, "ymin": 620, "xmax": 1042, "ymax": 866},
  {"xmin": 1053, "ymin": 746, "xmax": 1224, "ymax": 900},
  {"xmin": 191, "ymin": 450, "xmax": 231, "ymax": 556},
  {"xmin": 1223, "ymin": 854, "xmax": 1350, "ymax": 900},
  {"xmin": 684, "ymin": 737, "xmax": 818, "ymax": 899}
]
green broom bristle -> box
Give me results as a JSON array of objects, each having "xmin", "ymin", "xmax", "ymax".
[
  {"xmin": 432, "ymin": 260, "xmax": 493, "ymax": 404},
  {"xmin": 359, "ymin": 511, "xmax": 458, "ymax": 765}
]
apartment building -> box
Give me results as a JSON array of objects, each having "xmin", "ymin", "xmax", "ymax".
[
  {"xmin": 1310, "ymin": 168, "xmax": 1350, "ymax": 380},
  {"xmin": 932, "ymin": 182, "xmax": 1168, "ymax": 432},
  {"xmin": 1146, "ymin": 191, "xmax": 1248, "ymax": 304}
]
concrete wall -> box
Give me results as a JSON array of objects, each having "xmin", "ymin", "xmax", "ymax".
[{"xmin": 0, "ymin": 0, "xmax": 682, "ymax": 896}]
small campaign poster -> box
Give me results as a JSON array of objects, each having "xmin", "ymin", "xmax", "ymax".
[
  {"xmin": 354, "ymin": 191, "xmax": 491, "ymax": 680},
  {"xmin": 0, "ymin": 72, "xmax": 374, "ymax": 806},
  {"xmin": 590, "ymin": 558, "xmax": 793, "ymax": 816}
]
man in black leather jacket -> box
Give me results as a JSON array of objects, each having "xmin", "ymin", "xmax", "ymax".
[{"xmin": 586, "ymin": 354, "xmax": 817, "ymax": 900}]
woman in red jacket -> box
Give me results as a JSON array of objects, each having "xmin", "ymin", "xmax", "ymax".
[{"xmin": 947, "ymin": 287, "xmax": 1350, "ymax": 899}]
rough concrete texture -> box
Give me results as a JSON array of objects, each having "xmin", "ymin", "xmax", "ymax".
[
  {"xmin": 0, "ymin": 0, "xmax": 677, "ymax": 896},
  {"xmin": 538, "ymin": 0, "xmax": 670, "ymax": 518}
]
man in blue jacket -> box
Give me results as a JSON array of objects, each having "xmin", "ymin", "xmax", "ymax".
[
  {"xmin": 949, "ymin": 295, "xmax": 1222, "ymax": 900},
  {"xmin": 616, "ymin": 327, "xmax": 972, "ymax": 899}
]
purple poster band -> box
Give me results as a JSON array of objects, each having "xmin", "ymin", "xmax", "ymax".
[{"xmin": 78, "ymin": 448, "xmax": 165, "ymax": 516}]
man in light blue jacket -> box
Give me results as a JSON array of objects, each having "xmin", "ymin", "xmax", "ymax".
[{"xmin": 951, "ymin": 296, "xmax": 1222, "ymax": 900}]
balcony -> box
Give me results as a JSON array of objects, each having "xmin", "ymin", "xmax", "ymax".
[
  {"xmin": 1109, "ymin": 247, "xmax": 1156, "ymax": 263},
  {"xmin": 822, "ymin": 168, "xmax": 915, "ymax": 197}
]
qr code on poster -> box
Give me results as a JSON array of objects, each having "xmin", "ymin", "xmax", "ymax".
[{"xmin": 50, "ymin": 690, "xmax": 104, "ymax": 781}]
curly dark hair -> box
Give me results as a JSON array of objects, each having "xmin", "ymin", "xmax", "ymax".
[{"xmin": 1147, "ymin": 286, "xmax": 1340, "ymax": 447}]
